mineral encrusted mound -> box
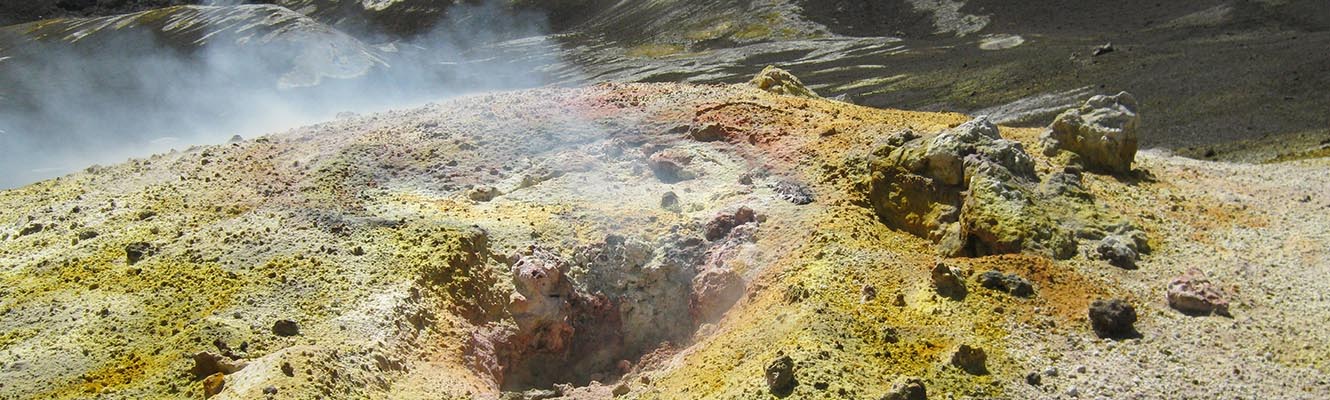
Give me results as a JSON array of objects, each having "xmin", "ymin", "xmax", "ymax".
[
  {"xmin": 749, "ymin": 65, "xmax": 819, "ymax": 98},
  {"xmin": 1041, "ymin": 92, "xmax": 1140, "ymax": 174},
  {"xmin": 869, "ymin": 116, "xmax": 1075, "ymax": 258}
]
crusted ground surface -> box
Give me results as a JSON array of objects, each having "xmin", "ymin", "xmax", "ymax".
[{"xmin": 1, "ymin": 82, "xmax": 1328, "ymax": 399}]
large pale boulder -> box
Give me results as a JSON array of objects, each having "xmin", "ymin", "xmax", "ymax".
[{"xmin": 1041, "ymin": 92, "xmax": 1140, "ymax": 174}]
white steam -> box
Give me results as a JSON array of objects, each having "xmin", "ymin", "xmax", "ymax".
[{"xmin": 0, "ymin": 1, "xmax": 572, "ymax": 188}]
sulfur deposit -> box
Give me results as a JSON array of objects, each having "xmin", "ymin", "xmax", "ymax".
[{"xmin": 2, "ymin": 71, "xmax": 1329, "ymax": 399}]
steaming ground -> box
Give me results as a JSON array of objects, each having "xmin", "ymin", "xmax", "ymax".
[{"xmin": 1, "ymin": 80, "xmax": 1327, "ymax": 399}]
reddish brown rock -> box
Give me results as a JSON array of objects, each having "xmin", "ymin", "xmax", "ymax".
[
  {"xmin": 1167, "ymin": 268, "xmax": 1231, "ymax": 316},
  {"xmin": 704, "ymin": 206, "xmax": 757, "ymax": 241},
  {"xmin": 202, "ymin": 372, "xmax": 225, "ymax": 398},
  {"xmin": 690, "ymin": 267, "xmax": 745, "ymax": 323}
]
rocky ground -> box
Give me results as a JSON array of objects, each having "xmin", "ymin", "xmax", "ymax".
[{"xmin": 1, "ymin": 71, "xmax": 1327, "ymax": 399}]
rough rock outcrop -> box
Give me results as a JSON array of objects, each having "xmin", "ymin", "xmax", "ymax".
[
  {"xmin": 1167, "ymin": 268, "xmax": 1231, "ymax": 316},
  {"xmin": 508, "ymin": 249, "xmax": 576, "ymax": 353},
  {"xmin": 870, "ymin": 116, "xmax": 1075, "ymax": 258},
  {"xmin": 749, "ymin": 66, "xmax": 819, "ymax": 98},
  {"xmin": 1041, "ymin": 92, "xmax": 1140, "ymax": 174}
]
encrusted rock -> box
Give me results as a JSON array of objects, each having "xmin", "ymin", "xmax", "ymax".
[
  {"xmin": 1096, "ymin": 235, "xmax": 1139, "ymax": 269},
  {"xmin": 1167, "ymin": 268, "xmax": 1231, "ymax": 316},
  {"xmin": 1042, "ymin": 92, "xmax": 1140, "ymax": 174},
  {"xmin": 660, "ymin": 191, "xmax": 681, "ymax": 212},
  {"xmin": 508, "ymin": 249, "xmax": 575, "ymax": 352},
  {"xmin": 772, "ymin": 179, "xmax": 815, "ymax": 205},
  {"xmin": 930, "ymin": 263, "xmax": 966, "ymax": 299},
  {"xmin": 950, "ymin": 344, "xmax": 988, "ymax": 375},
  {"xmin": 881, "ymin": 376, "xmax": 926, "ymax": 400},
  {"xmin": 690, "ymin": 267, "xmax": 745, "ymax": 322},
  {"xmin": 1088, "ymin": 299, "xmax": 1137, "ymax": 339},
  {"xmin": 749, "ymin": 66, "xmax": 818, "ymax": 98},
  {"xmin": 765, "ymin": 353, "xmax": 796, "ymax": 394},
  {"xmin": 871, "ymin": 116, "xmax": 1074, "ymax": 258}
]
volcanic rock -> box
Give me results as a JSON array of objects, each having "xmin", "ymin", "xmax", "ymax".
[
  {"xmin": 749, "ymin": 66, "xmax": 818, "ymax": 98},
  {"xmin": 976, "ymin": 270, "xmax": 1035, "ymax": 297},
  {"xmin": 660, "ymin": 191, "xmax": 680, "ymax": 211},
  {"xmin": 468, "ymin": 186, "xmax": 501, "ymax": 202},
  {"xmin": 765, "ymin": 354, "xmax": 796, "ymax": 395},
  {"xmin": 191, "ymin": 352, "xmax": 247, "ymax": 379},
  {"xmin": 772, "ymin": 179, "xmax": 815, "ymax": 205},
  {"xmin": 704, "ymin": 206, "xmax": 757, "ymax": 241},
  {"xmin": 647, "ymin": 149, "xmax": 698, "ymax": 183},
  {"xmin": 950, "ymin": 344, "xmax": 988, "ymax": 375},
  {"xmin": 1167, "ymin": 268, "xmax": 1231, "ymax": 316},
  {"xmin": 1096, "ymin": 235, "xmax": 1140, "ymax": 269},
  {"xmin": 272, "ymin": 319, "xmax": 300, "ymax": 337},
  {"xmin": 124, "ymin": 242, "xmax": 155, "ymax": 265},
  {"xmin": 690, "ymin": 267, "xmax": 745, "ymax": 323},
  {"xmin": 1042, "ymin": 92, "xmax": 1140, "ymax": 174},
  {"xmin": 1088, "ymin": 299, "xmax": 1138, "ymax": 339},
  {"xmin": 508, "ymin": 249, "xmax": 575, "ymax": 352},
  {"xmin": 871, "ymin": 116, "xmax": 1077, "ymax": 258},
  {"xmin": 930, "ymin": 263, "xmax": 966, "ymax": 299},
  {"xmin": 881, "ymin": 376, "xmax": 926, "ymax": 400},
  {"xmin": 202, "ymin": 372, "xmax": 225, "ymax": 398}
]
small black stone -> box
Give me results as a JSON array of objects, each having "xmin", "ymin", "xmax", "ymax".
[{"xmin": 1026, "ymin": 372, "xmax": 1042, "ymax": 386}]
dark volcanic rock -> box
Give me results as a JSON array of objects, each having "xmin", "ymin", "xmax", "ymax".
[
  {"xmin": 272, "ymin": 319, "xmax": 300, "ymax": 337},
  {"xmin": 765, "ymin": 354, "xmax": 796, "ymax": 395},
  {"xmin": 1088, "ymin": 299, "xmax": 1138, "ymax": 339},
  {"xmin": 124, "ymin": 242, "xmax": 155, "ymax": 265},
  {"xmin": 950, "ymin": 344, "xmax": 988, "ymax": 375},
  {"xmin": 930, "ymin": 263, "xmax": 966, "ymax": 299},
  {"xmin": 1096, "ymin": 235, "xmax": 1140, "ymax": 269},
  {"xmin": 976, "ymin": 270, "xmax": 1035, "ymax": 297}
]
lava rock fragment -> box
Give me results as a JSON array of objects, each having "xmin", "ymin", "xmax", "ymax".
[
  {"xmin": 1088, "ymin": 299, "xmax": 1137, "ymax": 339},
  {"xmin": 976, "ymin": 270, "xmax": 1035, "ymax": 297},
  {"xmin": 765, "ymin": 353, "xmax": 796, "ymax": 395},
  {"xmin": 930, "ymin": 263, "xmax": 966, "ymax": 299},
  {"xmin": 272, "ymin": 319, "xmax": 300, "ymax": 337},
  {"xmin": 772, "ymin": 180, "xmax": 815, "ymax": 205},
  {"xmin": 1096, "ymin": 235, "xmax": 1139, "ymax": 269},
  {"xmin": 950, "ymin": 344, "xmax": 988, "ymax": 375},
  {"xmin": 1166, "ymin": 268, "xmax": 1231, "ymax": 316},
  {"xmin": 881, "ymin": 376, "xmax": 927, "ymax": 400},
  {"xmin": 125, "ymin": 242, "xmax": 155, "ymax": 265}
]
